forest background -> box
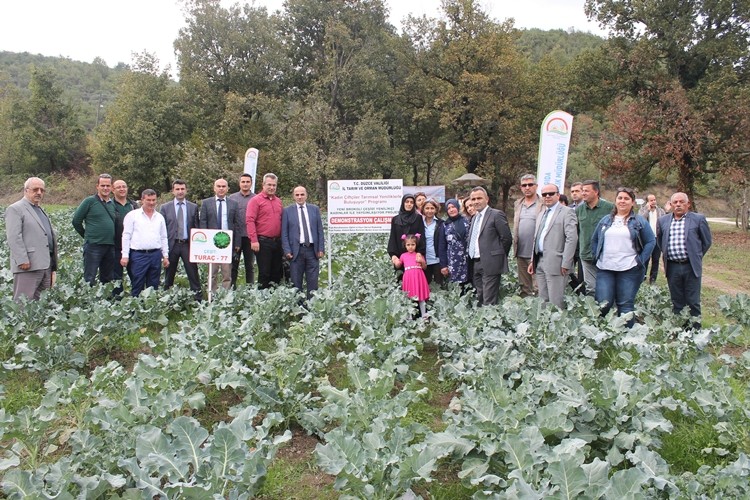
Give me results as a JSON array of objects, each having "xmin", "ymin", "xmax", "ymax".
[{"xmin": 1, "ymin": 0, "xmax": 749, "ymax": 219}]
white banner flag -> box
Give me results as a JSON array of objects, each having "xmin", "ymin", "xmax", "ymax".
[
  {"xmin": 244, "ymin": 148, "xmax": 259, "ymax": 193},
  {"xmin": 537, "ymin": 111, "xmax": 573, "ymax": 193}
]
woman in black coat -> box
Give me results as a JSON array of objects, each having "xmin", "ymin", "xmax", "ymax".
[{"xmin": 388, "ymin": 194, "xmax": 426, "ymax": 270}]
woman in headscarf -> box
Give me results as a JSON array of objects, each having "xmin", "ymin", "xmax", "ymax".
[
  {"xmin": 389, "ymin": 194, "xmax": 426, "ymax": 271},
  {"xmin": 439, "ymin": 198, "xmax": 470, "ymax": 286}
]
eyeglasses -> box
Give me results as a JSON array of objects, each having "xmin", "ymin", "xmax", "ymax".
[
  {"xmin": 520, "ymin": 183, "xmax": 536, "ymax": 188},
  {"xmin": 541, "ymin": 192, "xmax": 558, "ymax": 197}
]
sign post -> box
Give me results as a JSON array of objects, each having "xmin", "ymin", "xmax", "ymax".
[
  {"xmin": 244, "ymin": 148, "xmax": 259, "ymax": 193},
  {"xmin": 189, "ymin": 228, "xmax": 234, "ymax": 302},
  {"xmin": 326, "ymin": 179, "xmax": 403, "ymax": 285},
  {"xmin": 537, "ymin": 110, "xmax": 574, "ymax": 193}
]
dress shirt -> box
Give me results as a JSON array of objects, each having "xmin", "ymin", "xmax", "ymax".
[
  {"xmin": 667, "ymin": 215, "xmax": 688, "ymax": 261},
  {"xmin": 121, "ymin": 209, "xmax": 169, "ymax": 259},
  {"xmin": 246, "ymin": 194, "xmax": 283, "ymax": 241},
  {"xmin": 229, "ymin": 191, "xmax": 254, "ymax": 237},
  {"xmin": 297, "ymin": 203, "xmax": 314, "ymax": 243},
  {"xmin": 173, "ymin": 199, "xmax": 189, "ymax": 239},
  {"xmin": 536, "ymin": 203, "xmax": 558, "ymax": 254},
  {"xmin": 469, "ymin": 207, "xmax": 487, "ymax": 259},
  {"xmin": 215, "ymin": 197, "xmax": 228, "ymax": 230}
]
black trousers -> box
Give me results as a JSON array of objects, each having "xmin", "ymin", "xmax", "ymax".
[
  {"xmin": 256, "ymin": 236, "xmax": 283, "ymax": 289},
  {"xmin": 231, "ymin": 236, "xmax": 255, "ymax": 287},
  {"xmin": 164, "ymin": 240, "xmax": 202, "ymax": 300}
]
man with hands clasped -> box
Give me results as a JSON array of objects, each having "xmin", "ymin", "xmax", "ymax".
[{"xmin": 281, "ymin": 186, "xmax": 325, "ymax": 300}]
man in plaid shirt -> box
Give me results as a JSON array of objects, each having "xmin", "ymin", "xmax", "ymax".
[{"xmin": 657, "ymin": 192, "xmax": 712, "ymax": 329}]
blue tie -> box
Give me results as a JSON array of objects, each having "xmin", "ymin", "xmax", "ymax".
[{"xmin": 469, "ymin": 211, "xmax": 482, "ymax": 258}]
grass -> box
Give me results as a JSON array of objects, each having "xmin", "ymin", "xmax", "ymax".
[{"xmin": 0, "ymin": 371, "xmax": 45, "ymax": 414}]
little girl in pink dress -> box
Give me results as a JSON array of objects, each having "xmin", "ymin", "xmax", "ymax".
[{"xmin": 394, "ymin": 234, "xmax": 430, "ymax": 317}]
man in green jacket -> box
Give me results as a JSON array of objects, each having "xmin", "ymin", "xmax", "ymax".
[
  {"xmin": 72, "ymin": 173, "xmax": 117, "ymax": 285},
  {"xmin": 575, "ymin": 180, "xmax": 614, "ymax": 296}
]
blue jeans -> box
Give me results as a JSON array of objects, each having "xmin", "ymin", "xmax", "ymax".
[
  {"xmin": 595, "ymin": 265, "xmax": 645, "ymax": 327},
  {"xmin": 83, "ymin": 243, "xmax": 116, "ymax": 285}
]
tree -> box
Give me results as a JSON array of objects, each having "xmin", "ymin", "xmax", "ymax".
[
  {"xmin": 7, "ymin": 67, "xmax": 88, "ymax": 174},
  {"xmin": 580, "ymin": 0, "xmax": 750, "ymax": 198},
  {"xmin": 92, "ymin": 54, "xmax": 193, "ymax": 194}
]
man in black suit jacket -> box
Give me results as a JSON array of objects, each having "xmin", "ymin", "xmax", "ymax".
[
  {"xmin": 657, "ymin": 192, "xmax": 712, "ymax": 328},
  {"xmin": 282, "ymin": 186, "xmax": 325, "ymax": 300},
  {"xmin": 160, "ymin": 179, "xmax": 202, "ymax": 300},
  {"xmin": 466, "ymin": 187, "xmax": 513, "ymax": 305},
  {"xmin": 199, "ymin": 178, "xmax": 241, "ymax": 291}
]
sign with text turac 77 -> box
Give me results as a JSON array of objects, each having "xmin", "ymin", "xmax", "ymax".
[
  {"xmin": 327, "ymin": 179, "xmax": 403, "ymax": 233},
  {"xmin": 189, "ymin": 229, "xmax": 234, "ymax": 263}
]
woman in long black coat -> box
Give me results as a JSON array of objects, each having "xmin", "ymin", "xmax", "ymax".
[{"xmin": 388, "ymin": 194, "xmax": 426, "ymax": 270}]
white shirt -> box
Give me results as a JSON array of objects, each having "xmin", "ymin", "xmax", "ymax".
[
  {"xmin": 173, "ymin": 199, "xmax": 189, "ymax": 239},
  {"xmin": 597, "ymin": 216, "xmax": 637, "ymax": 271},
  {"xmin": 121, "ymin": 209, "xmax": 169, "ymax": 258},
  {"xmin": 470, "ymin": 207, "xmax": 488, "ymax": 259},
  {"xmin": 296, "ymin": 203, "xmax": 313, "ymax": 243},
  {"xmin": 215, "ymin": 197, "xmax": 228, "ymax": 230},
  {"xmin": 536, "ymin": 203, "xmax": 559, "ymax": 253}
]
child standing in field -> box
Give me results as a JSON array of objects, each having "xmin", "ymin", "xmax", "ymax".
[{"xmin": 394, "ymin": 233, "xmax": 430, "ymax": 317}]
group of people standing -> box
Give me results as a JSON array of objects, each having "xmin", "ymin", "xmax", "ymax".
[
  {"xmin": 5, "ymin": 173, "xmax": 325, "ymax": 302},
  {"xmin": 5, "ymin": 173, "xmax": 713, "ymax": 328},
  {"xmin": 388, "ymin": 175, "xmax": 712, "ymax": 328}
]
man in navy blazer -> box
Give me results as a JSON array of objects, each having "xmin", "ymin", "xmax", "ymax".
[
  {"xmin": 282, "ymin": 186, "xmax": 325, "ymax": 299},
  {"xmin": 160, "ymin": 180, "xmax": 202, "ymax": 300},
  {"xmin": 466, "ymin": 186, "xmax": 513, "ymax": 306},
  {"xmin": 199, "ymin": 178, "xmax": 241, "ymax": 290},
  {"xmin": 657, "ymin": 192, "xmax": 712, "ymax": 328},
  {"xmin": 5, "ymin": 177, "xmax": 58, "ymax": 302}
]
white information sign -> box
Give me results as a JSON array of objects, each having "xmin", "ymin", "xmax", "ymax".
[
  {"xmin": 537, "ymin": 110, "xmax": 574, "ymax": 193},
  {"xmin": 189, "ymin": 228, "xmax": 234, "ymax": 264},
  {"xmin": 327, "ymin": 179, "xmax": 403, "ymax": 233}
]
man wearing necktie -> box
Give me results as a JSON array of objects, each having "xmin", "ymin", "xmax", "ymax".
[
  {"xmin": 160, "ymin": 180, "xmax": 202, "ymax": 300},
  {"xmin": 199, "ymin": 178, "xmax": 241, "ymax": 290},
  {"xmin": 527, "ymin": 184, "xmax": 578, "ymax": 308},
  {"xmin": 467, "ymin": 187, "xmax": 513, "ymax": 306},
  {"xmin": 282, "ymin": 186, "xmax": 325, "ymax": 300},
  {"xmin": 5, "ymin": 177, "xmax": 58, "ymax": 302}
]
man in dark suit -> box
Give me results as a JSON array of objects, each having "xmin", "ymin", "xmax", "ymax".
[
  {"xmin": 160, "ymin": 179, "xmax": 202, "ymax": 300},
  {"xmin": 282, "ymin": 186, "xmax": 325, "ymax": 300},
  {"xmin": 528, "ymin": 184, "xmax": 578, "ymax": 308},
  {"xmin": 466, "ymin": 186, "xmax": 513, "ymax": 306},
  {"xmin": 657, "ymin": 192, "xmax": 712, "ymax": 328},
  {"xmin": 199, "ymin": 178, "xmax": 241, "ymax": 291},
  {"xmin": 5, "ymin": 177, "xmax": 57, "ymax": 302}
]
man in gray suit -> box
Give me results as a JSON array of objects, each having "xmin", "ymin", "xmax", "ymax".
[
  {"xmin": 467, "ymin": 186, "xmax": 513, "ymax": 306},
  {"xmin": 160, "ymin": 180, "xmax": 202, "ymax": 300},
  {"xmin": 5, "ymin": 177, "xmax": 57, "ymax": 302},
  {"xmin": 528, "ymin": 184, "xmax": 578, "ymax": 308},
  {"xmin": 281, "ymin": 186, "xmax": 325, "ymax": 300},
  {"xmin": 199, "ymin": 178, "xmax": 241, "ymax": 290}
]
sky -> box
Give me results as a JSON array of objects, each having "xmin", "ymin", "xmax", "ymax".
[{"xmin": 0, "ymin": 0, "xmax": 606, "ymax": 72}]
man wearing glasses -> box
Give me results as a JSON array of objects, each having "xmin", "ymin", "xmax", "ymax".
[
  {"xmin": 528, "ymin": 184, "xmax": 578, "ymax": 308},
  {"xmin": 5, "ymin": 177, "xmax": 57, "ymax": 302},
  {"xmin": 513, "ymin": 174, "xmax": 543, "ymax": 297}
]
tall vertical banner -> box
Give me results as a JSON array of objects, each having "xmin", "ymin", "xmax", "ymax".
[
  {"xmin": 537, "ymin": 111, "xmax": 574, "ymax": 192},
  {"xmin": 244, "ymin": 148, "xmax": 259, "ymax": 193}
]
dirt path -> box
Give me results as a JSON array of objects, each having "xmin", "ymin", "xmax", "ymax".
[{"xmin": 701, "ymin": 272, "xmax": 747, "ymax": 296}]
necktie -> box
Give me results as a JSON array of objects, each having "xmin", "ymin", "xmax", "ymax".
[
  {"xmin": 468, "ymin": 211, "xmax": 482, "ymax": 258},
  {"xmin": 537, "ymin": 208, "xmax": 550, "ymax": 252},
  {"xmin": 217, "ymin": 199, "xmax": 224, "ymax": 229},
  {"xmin": 300, "ymin": 205, "xmax": 310, "ymax": 244},
  {"xmin": 177, "ymin": 202, "xmax": 185, "ymax": 239}
]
